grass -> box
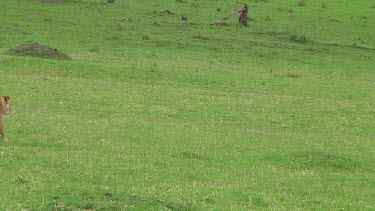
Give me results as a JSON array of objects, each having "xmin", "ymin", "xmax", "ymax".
[{"xmin": 0, "ymin": 0, "xmax": 374, "ymax": 210}]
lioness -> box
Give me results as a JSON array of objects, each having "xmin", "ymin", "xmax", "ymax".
[{"xmin": 0, "ymin": 96, "xmax": 12, "ymax": 140}]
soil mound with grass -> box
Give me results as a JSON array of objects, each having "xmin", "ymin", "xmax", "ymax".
[{"xmin": 11, "ymin": 43, "xmax": 70, "ymax": 60}]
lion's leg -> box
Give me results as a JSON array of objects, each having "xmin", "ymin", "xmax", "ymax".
[{"xmin": 0, "ymin": 120, "xmax": 4, "ymax": 140}]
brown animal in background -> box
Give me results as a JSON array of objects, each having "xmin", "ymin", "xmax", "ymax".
[{"xmin": 0, "ymin": 96, "xmax": 12, "ymax": 140}]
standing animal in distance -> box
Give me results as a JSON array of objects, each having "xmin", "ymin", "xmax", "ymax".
[
  {"xmin": 181, "ymin": 16, "xmax": 187, "ymax": 21},
  {"xmin": 0, "ymin": 96, "xmax": 12, "ymax": 140}
]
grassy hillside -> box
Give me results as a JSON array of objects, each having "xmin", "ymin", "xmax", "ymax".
[{"xmin": 1, "ymin": 0, "xmax": 374, "ymax": 210}]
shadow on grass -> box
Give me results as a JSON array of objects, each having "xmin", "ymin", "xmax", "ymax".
[
  {"xmin": 48, "ymin": 192, "xmax": 193, "ymax": 210},
  {"xmin": 267, "ymin": 150, "xmax": 363, "ymax": 172}
]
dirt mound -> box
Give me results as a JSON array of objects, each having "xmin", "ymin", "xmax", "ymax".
[{"xmin": 11, "ymin": 43, "xmax": 70, "ymax": 60}]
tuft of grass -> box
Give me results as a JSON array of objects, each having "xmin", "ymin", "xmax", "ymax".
[
  {"xmin": 192, "ymin": 35, "xmax": 209, "ymax": 40},
  {"xmin": 152, "ymin": 10, "xmax": 174, "ymax": 16},
  {"xmin": 176, "ymin": 151, "xmax": 206, "ymax": 160},
  {"xmin": 40, "ymin": 0, "xmax": 64, "ymax": 3},
  {"xmin": 115, "ymin": 23, "xmax": 124, "ymax": 31},
  {"xmin": 321, "ymin": 1, "xmax": 327, "ymax": 8},
  {"xmin": 142, "ymin": 35, "xmax": 150, "ymax": 40},
  {"xmin": 88, "ymin": 46, "xmax": 99, "ymax": 53},
  {"xmin": 289, "ymin": 31, "xmax": 309, "ymax": 43}
]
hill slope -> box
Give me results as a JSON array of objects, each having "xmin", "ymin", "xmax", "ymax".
[{"xmin": 0, "ymin": 0, "xmax": 374, "ymax": 209}]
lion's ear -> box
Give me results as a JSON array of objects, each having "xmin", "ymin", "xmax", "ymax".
[{"xmin": 4, "ymin": 96, "xmax": 11, "ymax": 103}]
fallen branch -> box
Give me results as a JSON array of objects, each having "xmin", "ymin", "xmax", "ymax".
[{"xmin": 211, "ymin": 4, "xmax": 249, "ymax": 26}]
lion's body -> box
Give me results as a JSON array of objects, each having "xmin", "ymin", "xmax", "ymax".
[{"xmin": 0, "ymin": 96, "xmax": 12, "ymax": 140}]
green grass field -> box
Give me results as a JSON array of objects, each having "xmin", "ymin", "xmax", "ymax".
[{"xmin": 1, "ymin": 0, "xmax": 374, "ymax": 210}]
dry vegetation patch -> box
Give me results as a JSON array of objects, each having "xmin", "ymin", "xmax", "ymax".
[{"xmin": 11, "ymin": 43, "xmax": 70, "ymax": 60}]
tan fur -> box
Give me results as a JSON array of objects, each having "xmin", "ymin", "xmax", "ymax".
[{"xmin": 0, "ymin": 96, "xmax": 12, "ymax": 140}]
